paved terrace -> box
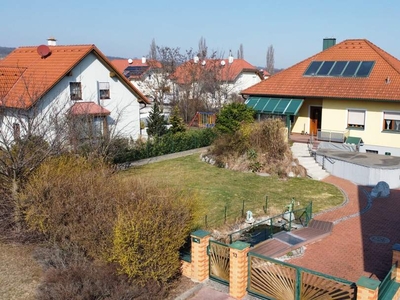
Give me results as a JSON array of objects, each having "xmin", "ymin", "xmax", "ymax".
[{"xmin": 288, "ymin": 175, "xmax": 400, "ymax": 282}]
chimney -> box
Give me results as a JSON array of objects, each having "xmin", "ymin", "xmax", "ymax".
[
  {"xmin": 142, "ymin": 56, "xmax": 146, "ymax": 64},
  {"xmin": 228, "ymin": 50, "xmax": 234, "ymax": 64},
  {"xmin": 47, "ymin": 37, "xmax": 57, "ymax": 46},
  {"xmin": 323, "ymin": 38, "xmax": 336, "ymax": 50}
]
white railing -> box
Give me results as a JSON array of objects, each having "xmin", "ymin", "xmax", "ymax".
[{"xmin": 317, "ymin": 129, "xmax": 349, "ymax": 143}]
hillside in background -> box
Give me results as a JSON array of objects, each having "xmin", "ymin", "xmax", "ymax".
[{"xmin": 0, "ymin": 46, "xmax": 15, "ymax": 59}]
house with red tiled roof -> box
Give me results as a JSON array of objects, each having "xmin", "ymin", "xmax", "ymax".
[
  {"xmin": 173, "ymin": 55, "xmax": 263, "ymax": 111},
  {"xmin": 242, "ymin": 38, "xmax": 400, "ymax": 156},
  {"xmin": 0, "ymin": 38, "xmax": 150, "ymax": 143},
  {"xmin": 111, "ymin": 57, "xmax": 163, "ymax": 99}
]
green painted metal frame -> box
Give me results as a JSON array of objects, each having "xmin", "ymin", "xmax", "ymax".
[
  {"xmin": 378, "ymin": 263, "xmax": 399, "ymax": 299},
  {"xmin": 245, "ymin": 97, "xmax": 304, "ymax": 116},
  {"xmin": 247, "ymin": 253, "xmax": 356, "ymax": 300}
]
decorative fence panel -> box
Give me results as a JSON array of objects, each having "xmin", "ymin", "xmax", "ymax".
[
  {"xmin": 248, "ymin": 253, "xmax": 356, "ymax": 300},
  {"xmin": 209, "ymin": 240, "xmax": 230, "ymax": 285}
]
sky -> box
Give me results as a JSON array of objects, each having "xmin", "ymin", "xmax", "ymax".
[{"xmin": 1, "ymin": 0, "xmax": 400, "ymax": 69}]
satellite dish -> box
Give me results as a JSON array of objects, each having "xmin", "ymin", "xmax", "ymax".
[
  {"xmin": 128, "ymin": 58, "xmax": 133, "ymax": 64},
  {"xmin": 220, "ymin": 60, "xmax": 226, "ymax": 66},
  {"xmin": 201, "ymin": 60, "xmax": 206, "ymax": 66},
  {"xmin": 37, "ymin": 45, "xmax": 51, "ymax": 58}
]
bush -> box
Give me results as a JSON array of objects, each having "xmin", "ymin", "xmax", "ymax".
[
  {"xmin": 112, "ymin": 128, "xmax": 217, "ymax": 164},
  {"xmin": 35, "ymin": 246, "xmax": 165, "ymax": 300},
  {"xmin": 209, "ymin": 119, "xmax": 306, "ymax": 177},
  {"xmin": 215, "ymin": 102, "xmax": 255, "ymax": 134},
  {"xmin": 111, "ymin": 186, "xmax": 195, "ymax": 285},
  {"xmin": 22, "ymin": 155, "xmax": 119, "ymax": 259},
  {"xmin": 23, "ymin": 155, "xmax": 197, "ymax": 286}
]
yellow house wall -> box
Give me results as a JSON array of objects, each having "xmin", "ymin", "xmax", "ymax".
[
  {"xmin": 322, "ymin": 99, "xmax": 400, "ymax": 149},
  {"xmin": 292, "ymin": 98, "xmax": 323, "ymax": 134}
]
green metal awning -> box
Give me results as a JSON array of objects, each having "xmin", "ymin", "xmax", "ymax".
[
  {"xmin": 345, "ymin": 136, "xmax": 363, "ymax": 145},
  {"xmin": 245, "ymin": 97, "xmax": 304, "ymax": 115}
]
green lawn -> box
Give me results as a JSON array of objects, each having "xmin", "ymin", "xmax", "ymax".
[{"xmin": 121, "ymin": 154, "xmax": 343, "ymax": 229}]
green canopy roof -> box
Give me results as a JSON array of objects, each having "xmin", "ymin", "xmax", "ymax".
[
  {"xmin": 245, "ymin": 97, "xmax": 304, "ymax": 115},
  {"xmin": 345, "ymin": 136, "xmax": 363, "ymax": 145}
]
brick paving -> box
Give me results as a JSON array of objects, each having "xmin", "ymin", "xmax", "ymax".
[
  {"xmin": 185, "ymin": 175, "xmax": 400, "ymax": 299},
  {"xmin": 288, "ymin": 175, "xmax": 400, "ymax": 282}
]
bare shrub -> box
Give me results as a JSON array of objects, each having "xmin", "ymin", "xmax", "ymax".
[
  {"xmin": 209, "ymin": 119, "xmax": 306, "ymax": 177},
  {"xmin": 36, "ymin": 257, "xmax": 165, "ymax": 300},
  {"xmin": 22, "ymin": 155, "xmax": 196, "ymax": 287},
  {"xmin": 111, "ymin": 185, "xmax": 195, "ymax": 285},
  {"xmin": 21, "ymin": 155, "xmax": 120, "ymax": 259}
]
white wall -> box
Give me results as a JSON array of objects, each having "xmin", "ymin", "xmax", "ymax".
[{"xmin": 37, "ymin": 53, "xmax": 142, "ymax": 140}]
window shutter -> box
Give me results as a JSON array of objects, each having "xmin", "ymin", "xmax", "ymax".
[
  {"xmin": 348, "ymin": 110, "xmax": 365, "ymax": 125},
  {"xmin": 99, "ymin": 82, "xmax": 110, "ymax": 90},
  {"xmin": 384, "ymin": 112, "xmax": 400, "ymax": 121}
]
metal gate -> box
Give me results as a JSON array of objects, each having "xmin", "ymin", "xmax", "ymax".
[
  {"xmin": 209, "ymin": 240, "xmax": 230, "ymax": 284},
  {"xmin": 248, "ymin": 253, "xmax": 356, "ymax": 299}
]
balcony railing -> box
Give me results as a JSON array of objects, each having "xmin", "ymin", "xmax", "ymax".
[{"xmin": 317, "ymin": 129, "xmax": 349, "ymax": 143}]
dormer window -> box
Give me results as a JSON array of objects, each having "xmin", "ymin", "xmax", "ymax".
[
  {"xmin": 99, "ymin": 82, "xmax": 110, "ymax": 99},
  {"xmin": 70, "ymin": 82, "xmax": 82, "ymax": 100}
]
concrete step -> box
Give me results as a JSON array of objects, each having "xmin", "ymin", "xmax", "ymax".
[{"xmin": 291, "ymin": 142, "xmax": 330, "ymax": 181}]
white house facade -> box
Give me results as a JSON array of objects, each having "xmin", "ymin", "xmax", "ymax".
[{"xmin": 0, "ymin": 40, "xmax": 149, "ymax": 144}]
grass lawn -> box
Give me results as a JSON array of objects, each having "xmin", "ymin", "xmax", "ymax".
[{"xmin": 121, "ymin": 154, "xmax": 344, "ymax": 229}]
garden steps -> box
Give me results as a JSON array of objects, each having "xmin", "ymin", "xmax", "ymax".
[{"xmin": 291, "ymin": 142, "xmax": 330, "ymax": 181}]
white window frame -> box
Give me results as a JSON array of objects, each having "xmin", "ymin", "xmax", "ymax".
[
  {"xmin": 347, "ymin": 109, "xmax": 365, "ymax": 129},
  {"xmin": 99, "ymin": 82, "xmax": 110, "ymax": 100},
  {"xmin": 70, "ymin": 82, "xmax": 82, "ymax": 100}
]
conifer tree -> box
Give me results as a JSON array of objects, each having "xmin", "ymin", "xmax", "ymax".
[
  {"xmin": 169, "ymin": 106, "xmax": 186, "ymax": 134},
  {"xmin": 146, "ymin": 102, "xmax": 168, "ymax": 137}
]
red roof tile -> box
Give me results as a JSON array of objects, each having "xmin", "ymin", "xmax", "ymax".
[
  {"xmin": 70, "ymin": 102, "xmax": 110, "ymax": 116},
  {"xmin": 242, "ymin": 39, "xmax": 400, "ymax": 101},
  {"xmin": 0, "ymin": 45, "xmax": 150, "ymax": 109},
  {"xmin": 173, "ymin": 58, "xmax": 261, "ymax": 84}
]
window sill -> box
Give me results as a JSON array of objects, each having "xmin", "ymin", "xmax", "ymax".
[
  {"xmin": 347, "ymin": 127, "xmax": 364, "ymax": 131},
  {"xmin": 381, "ymin": 130, "xmax": 400, "ymax": 134}
]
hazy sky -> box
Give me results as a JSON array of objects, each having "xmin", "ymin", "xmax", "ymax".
[{"xmin": 1, "ymin": 0, "xmax": 399, "ymax": 68}]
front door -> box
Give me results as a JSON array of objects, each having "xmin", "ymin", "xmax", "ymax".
[{"xmin": 309, "ymin": 106, "xmax": 322, "ymax": 136}]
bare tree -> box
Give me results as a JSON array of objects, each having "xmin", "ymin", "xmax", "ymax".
[
  {"xmin": 0, "ymin": 70, "xmax": 130, "ymax": 233},
  {"xmin": 238, "ymin": 43, "xmax": 244, "ymax": 59},
  {"xmin": 198, "ymin": 36, "xmax": 207, "ymax": 59},
  {"xmin": 0, "ymin": 73, "xmax": 70, "ymax": 232},
  {"xmin": 266, "ymin": 44, "xmax": 275, "ymax": 75},
  {"xmin": 141, "ymin": 46, "xmax": 185, "ymax": 109},
  {"xmin": 148, "ymin": 38, "xmax": 157, "ymax": 60}
]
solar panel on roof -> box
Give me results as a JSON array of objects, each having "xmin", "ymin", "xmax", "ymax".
[
  {"xmin": 328, "ymin": 61, "xmax": 347, "ymax": 76},
  {"xmin": 342, "ymin": 61, "xmax": 361, "ymax": 77},
  {"xmin": 304, "ymin": 61, "xmax": 323, "ymax": 75},
  {"xmin": 303, "ymin": 60, "xmax": 375, "ymax": 78},
  {"xmin": 355, "ymin": 61, "xmax": 374, "ymax": 77},
  {"xmin": 123, "ymin": 66, "xmax": 149, "ymax": 77},
  {"xmin": 316, "ymin": 61, "xmax": 335, "ymax": 76}
]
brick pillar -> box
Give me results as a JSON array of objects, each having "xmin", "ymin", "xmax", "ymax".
[
  {"xmin": 190, "ymin": 230, "xmax": 210, "ymax": 282},
  {"xmin": 229, "ymin": 241, "xmax": 251, "ymax": 300},
  {"xmin": 392, "ymin": 243, "xmax": 400, "ymax": 282},
  {"xmin": 356, "ymin": 277, "xmax": 379, "ymax": 300}
]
